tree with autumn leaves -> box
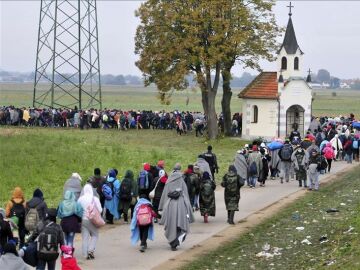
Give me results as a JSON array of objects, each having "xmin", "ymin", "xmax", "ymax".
[{"xmin": 135, "ymin": 0, "xmax": 281, "ymax": 139}]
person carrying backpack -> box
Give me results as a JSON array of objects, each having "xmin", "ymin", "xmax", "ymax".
[
  {"xmin": 57, "ymin": 191, "xmax": 83, "ymax": 247},
  {"xmin": 27, "ymin": 208, "xmax": 65, "ymax": 270},
  {"xmin": 221, "ymin": 165, "xmax": 244, "ymax": 225},
  {"xmin": 278, "ymin": 140, "xmax": 293, "ymax": 184},
  {"xmin": 137, "ymin": 163, "xmax": 154, "ymax": 200},
  {"xmin": 344, "ymin": 137, "xmax": 354, "ymax": 164},
  {"xmin": 5, "ymin": 187, "xmax": 26, "ymax": 248},
  {"xmin": 183, "ymin": 165, "xmax": 200, "ymax": 209},
  {"xmin": 291, "ymin": 146, "xmax": 309, "ymax": 187},
  {"xmin": 307, "ymin": 150, "xmax": 321, "ymax": 191},
  {"xmin": 78, "ymin": 184, "xmax": 103, "ymax": 260},
  {"xmin": 119, "ymin": 170, "xmax": 135, "ymax": 223},
  {"xmin": 259, "ymin": 147, "xmax": 270, "ymax": 187},
  {"xmin": 103, "ymin": 169, "xmax": 120, "ymax": 224},
  {"xmin": 25, "ymin": 189, "xmax": 48, "ymax": 233},
  {"xmin": 353, "ymin": 135, "xmax": 360, "ymax": 162},
  {"xmin": 247, "ymin": 145, "xmax": 263, "ymax": 188},
  {"xmin": 203, "ymin": 145, "xmax": 219, "ymax": 181},
  {"xmin": 199, "ymin": 172, "xmax": 216, "ymax": 223},
  {"xmin": 322, "ymin": 143, "xmax": 335, "ymax": 172},
  {"xmin": 130, "ymin": 194, "xmax": 157, "ymax": 253}
]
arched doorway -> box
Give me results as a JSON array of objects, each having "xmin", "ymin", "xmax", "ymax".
[{"xmin": 286, "ymin": 105, "xmax": 305, "ymax": 137}]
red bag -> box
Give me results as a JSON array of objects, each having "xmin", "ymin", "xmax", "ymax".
[
  {"xmin": 136, "ymin": 204, "xmax": 152, "ymax": 226},
  {"xmin": 61, "ymin": 257, "xmax": 81, "ymax": 270}
]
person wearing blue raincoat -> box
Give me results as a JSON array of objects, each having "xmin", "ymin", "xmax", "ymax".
[
  {"xmin": 104, "ymin": 169, "xmax": 121, "ymax": 224},
  {"xmin": 130, "ymin": 195, "xmax": 155, "ymax": 252}
]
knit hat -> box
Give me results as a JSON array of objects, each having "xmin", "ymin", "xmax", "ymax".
[
  {"xmin": 33, "ymin": 188, "xmax": 44, "ymax": 199},
  {"xmin": 159, "ymin": 169, "xmax": 166, "ymax": 178},
  {"xmin": 143, "ymin": 163, "xmax": 151, "ymax": 171}
]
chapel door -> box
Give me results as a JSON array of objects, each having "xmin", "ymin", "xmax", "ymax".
[{"xmin": 286, "ymin": 105, "xmax": 305, "ymax": 137}]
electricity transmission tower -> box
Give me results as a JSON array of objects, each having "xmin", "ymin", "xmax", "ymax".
[{"xmin": 33, "ymin": 0, "xmax": 102, "ymax": 109}]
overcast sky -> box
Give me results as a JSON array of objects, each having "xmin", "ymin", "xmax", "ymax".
[{"xmin": 1, "ymin": 1, "xmax": 359, "ymax": 79}]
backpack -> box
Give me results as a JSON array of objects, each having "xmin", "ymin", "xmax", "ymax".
[
  {"xmin": 353, "ymin": 140, "xmax": 359, "ymax": 149},
  {"xmin": 295, "ymin": 151, "xmax": 305, "ymax": 167},
  {"xmin": 25, "ymin": 206, "xmax": 40, "ymax": 231},
  {"xmin": 136, "ymin": 204, "xmax": 152, "ymax": 226},
  {"xmin": 37, "ymin": 222, "xmax": 59, "ymax": 262},
  {"xmin": 280, "ymin": 144, "xmax": 292, "ymax": 161},
  {"xmin": 249, "ymin": 161, "xmax": 258, "ymax": 176},
  {"xmin": 10, "ymin": 200, "xmax": 25, "ymax": 222},
  {"xmin": 138, "ymin": 170, "xmax": 149, "ymax": 190},
  {"xmin": 201, "ymin": 180, "xmax": 214, "ymax": 204},
  {"xmin": 120, "ymin": 179, "xmax": 132, "ymax": 201},
  {"xmin": 102, "ymin": 181, "xmax": 114, "ymax": 201}
]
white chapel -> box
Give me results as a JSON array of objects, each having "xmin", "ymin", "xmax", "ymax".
[{"xmin": 239, "ymin": 6, "xmax": 312, "ymax": 140}]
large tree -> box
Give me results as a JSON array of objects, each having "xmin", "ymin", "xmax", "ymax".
[{"xmin": 135, "ymin": 0, "xmax": 280, "ymax": 139}]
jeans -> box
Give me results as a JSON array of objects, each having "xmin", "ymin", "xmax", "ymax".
[
  {"xmin": 37, "ymin": 259, "xmax": 56, "ymax": 270},
  {"xmin": 345, "ymin": 153, "xmax": 353, "ymax": 164},
  {"xmin": 249, "ymin": 176, "xmax": 258, "ymax": 187},
  {"xmin": 280, "ymin": 161, "xmax": 291, "ymax": 182},
  {"xmin": 65, "ymin": 232, "xmax": 75, "ymax": 247},
  {"xmin": 308, "ymin": 172, "xmax": 320, "ymax": 190}
]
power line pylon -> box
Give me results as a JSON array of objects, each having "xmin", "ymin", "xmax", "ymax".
[{"xmin": 33, "ymin": 0, "xmax": 102, "ymax": 110}]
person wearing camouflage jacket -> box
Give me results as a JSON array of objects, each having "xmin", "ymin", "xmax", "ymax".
[{"xmin": 221, "ymin": 165, "xmax": 245, "ymax": 225}]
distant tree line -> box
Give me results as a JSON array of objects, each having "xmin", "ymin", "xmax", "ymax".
[{"xmin": 0, "ymin": 70, "xmax": 256, "ymax": 88}]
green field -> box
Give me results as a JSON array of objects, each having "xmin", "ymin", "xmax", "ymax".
[
  {"xmin": 183, "ymin": 166, "xmax": 360, "ymax": 270},
  {"xmin": 1, "ymin": 83, "xmax": 360, "ymax": 117},
  {"xmin": 0, "ymin": 127, "xmax": 244, "ymax": 208}
]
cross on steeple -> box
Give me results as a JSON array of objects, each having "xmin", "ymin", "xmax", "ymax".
[
  {"xmin": 307, "ymin": 68, "xmax": 312, "ymax": 75},
  {"xmin": 307, "ymin": 68, "xmax": 312, "ymax": 83},
  {"xmin": 287, "ymin": 2, "xmax": 294, "ymax": 16}
]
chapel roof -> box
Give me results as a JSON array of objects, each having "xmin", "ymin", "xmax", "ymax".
[
  {"xmin": 279, "ymin": 16, "xmax": 303, "ymax": 55},
  {"xmin": 238, "ymin": 72, "xmax": 278, "ymax": 100}
]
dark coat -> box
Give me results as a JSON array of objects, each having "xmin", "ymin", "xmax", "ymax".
[
  {"xmin": 26, "ymin": 197, "xmax": 48, "ymax": 222},
  {"xmin": 221, "ymin": 171, "xmax": 244, "ymax": 211},
  {"xmin": 0, "ymin": 218, "xmax": 13, "ymax": 249},
  {"xmin": 199, "ymin": 178, "xmax": 216, "ymax": 216}
]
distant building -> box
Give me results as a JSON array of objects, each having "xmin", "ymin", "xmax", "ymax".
[{"xmin": 238, "ymin": 8, "xmax": 312, "ymax": 140}]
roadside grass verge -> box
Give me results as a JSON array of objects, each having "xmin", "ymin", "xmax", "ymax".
[
  {"xmin": 0, "ymin": 127, "xmax": 245, "ymax": 207},
  {"xmin": 183, "ymin": 166, "xmax": 360, "ymax": 270}
]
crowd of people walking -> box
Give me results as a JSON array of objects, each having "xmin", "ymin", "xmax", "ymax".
[{"xmin": 0, "ymin": 113, "xmax": 360, "ymax": 269}]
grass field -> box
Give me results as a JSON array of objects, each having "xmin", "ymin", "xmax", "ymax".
[
  {"xmin": 182, "ymin": 166, "xmax": 360, "ymax": 270},
  {"xmin": 0, "ymin": 127, "xmax": 244, "ymax": 208},
  {"xmin": 1, "ymin": 83, "xmax": 360, "ymax": 117}
]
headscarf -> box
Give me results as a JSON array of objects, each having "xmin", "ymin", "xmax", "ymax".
[
  {"xmin": 57, "ymin": 190, "xmax": 83, "ymax": 219},
  {"xmin": 11, "ymin": 187, "xmax": 24, "ymax": 201},
  {"xmin": 78, "ymin": 184, "xmax": 94, "ymax": 206},
  {"xmin": 33, "ymin": 188, "xmax": 44, "ymax": 199}
]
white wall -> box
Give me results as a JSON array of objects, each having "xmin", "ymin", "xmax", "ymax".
[
  {"xmin": 279, "ymin": 80, "xmax": 312, "ymax": 137},
  {"xmin": 242, "ymin": 99, "xmax": 279, "ymax": 140}
]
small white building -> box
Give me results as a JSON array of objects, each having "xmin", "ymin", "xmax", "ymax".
[{"xmin": 239, "ymin": 10, "xmax": 312, "ymax": 140}]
